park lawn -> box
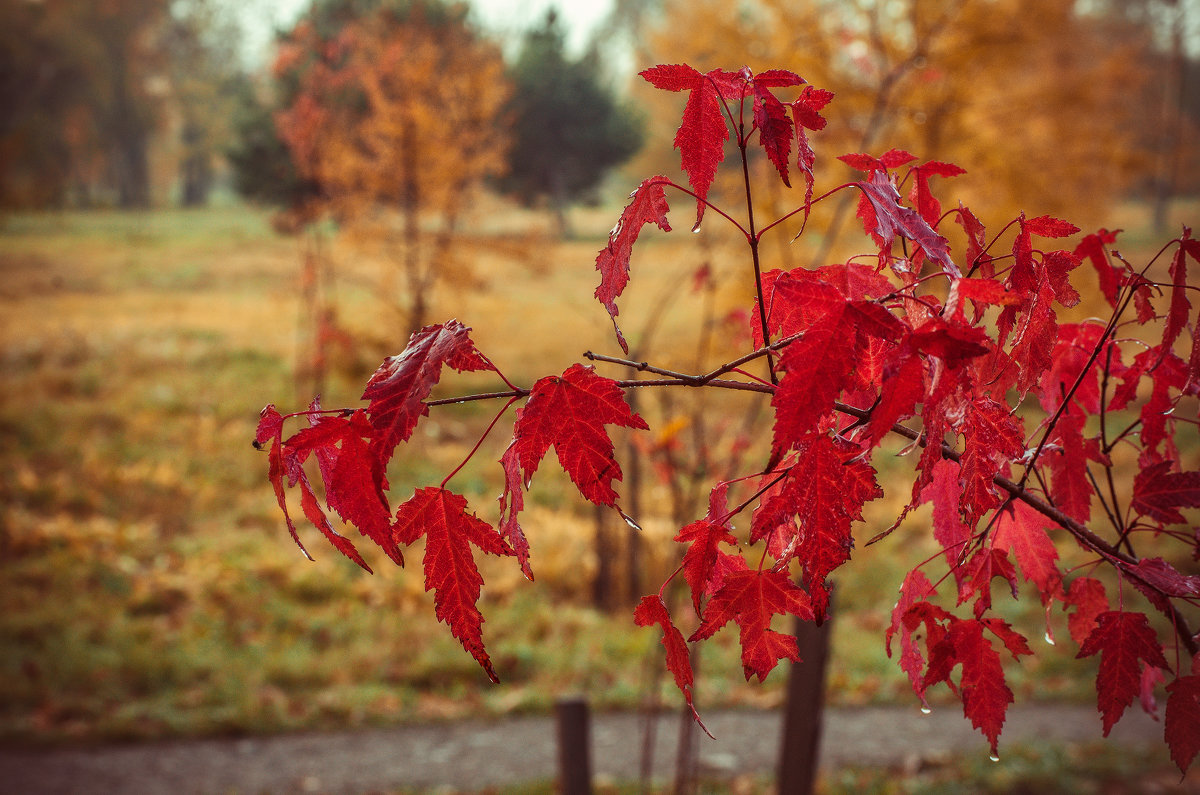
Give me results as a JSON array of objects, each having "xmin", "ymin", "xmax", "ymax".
[{"xmin": 0, "ymin": 195, "xmax": 1192, "ymax": 743}]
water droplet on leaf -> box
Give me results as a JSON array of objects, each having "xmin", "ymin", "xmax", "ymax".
[
  {"xmin": 989, "ymin": 754, "xmax": 1000, "ymax": 763},
  {"xmin": 920, "ymin": 706, "xmax": 932, "ymax": 715},
  {"xmin": 1044, "ymin": 631, "xmax": 1056, "ymax": 646}
]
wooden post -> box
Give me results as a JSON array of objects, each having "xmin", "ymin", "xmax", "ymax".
[
  {"xmin": 556, "ymin": 696, "xmax": 593, "ymax": 795},
  {"xmin": 777, "ymin": 597, "xmax": 833, "ymax": 795}
]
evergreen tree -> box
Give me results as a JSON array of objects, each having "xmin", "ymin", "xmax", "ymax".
[{"xmin": 503, "ymin": 10, "xmax": 642, "ymax": 233}]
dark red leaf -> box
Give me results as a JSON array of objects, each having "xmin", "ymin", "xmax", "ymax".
[
  {"xmin": 1133, "ymin": 461, "xmax": 1200, "ymax": 525},
  {"xmin": 1077, "ymin": 611, "xmax": 1169, "ymax": 736},
  {"xmin": 1022, "ymin": 215, "xmax": 1080, "ymax": 238},
  {"xmin": 855, "ymin": 172, "xmax": 956, "ymax": 274},
  {"xmin": 1166, "ymin": 673, "xmax": 1200, "ymax": 775}
]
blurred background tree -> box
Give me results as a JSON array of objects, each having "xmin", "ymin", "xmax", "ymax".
[
  {"xmin": 501, "ymin": 9, "xmax": 642, "ymax": 235},
  {"xmin": 632, "ymin": 0, "xmax": 1193, "ymax": 253}
]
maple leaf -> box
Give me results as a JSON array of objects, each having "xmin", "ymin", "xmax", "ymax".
[
  {"xmin": 1074, "ymin": 228, "xmax": 1124, "ymax": 308},
  {"xmin": 634, "ymin": 594, "xmax": 708, "ymax": 733},
  {"xmin": 1077, "ymin": 611, "xmax": 1169, "ymax": 736},
  {"xmin": 909, "ymin": 160, "xmax": 965, "ymax": 227},
  {"xmin": 640, "ymin": 64, "xmax": 730, "ymax": 228},
  {"xmin": 958, "ymin": 397, "xmax": 1025, "ymax": 523},
  {"xmin": 855, "ymin": 171, "xmax": 956, "ymax": 275},
  {"xmin": 690, "ymin": 568, "xmax": 814, "ymax": 681},
  {"xmin": 792, "ymin": 86, "xmax": 834, "ymax": 204},
  {"xmin": 1061, "ymin": 577, "xmax": 1108, "ymax": 647},
  {"xmin": 751, "ymin": 436, "xmax": 881, "ymax": 619},
  {"xmin": 921, "ymin": 460, "xmax": 971, "ymax": 584},
  {"xmin": 594, "ymin": 176, "xmax": 673, "ymax": 353},
  {"xmin": 992, "ymin": 502, "xmax": 1063, "ymax": 605},
  {"xmin": 393, "ymin": 487, "xmax": 514, "ymax": 683},
  {"xmin": 675, "ymin": 482, "xmax": 741, "ymax": 611},
  {"xmin": 257, "ymin": 405, "xmax": 316, "ymax": 563},
  {"xmin": 1166, "ymin": 673, "xmax": 1200, "ymax": 775},
  {"xmin": 886, "ymin": 571, "xmax": 939, "ymax": 704},
  {"xmin": 1132, "ymin": 461, "xmax": 1200, "ymax": 525},
  {"xmin": 284, "ymin": 409, "xmax": 400, "ymax": 565},
  {"xmin": 918, "ymin": 616, "xmax": 1029, "ymax": 756},
  {"xmin": 361, "ymin": 320, "xmax": 493, "ymax": 466},
  {"xmin": 504, "ymin": 363, "xmax": 648, "ymax": 507}
]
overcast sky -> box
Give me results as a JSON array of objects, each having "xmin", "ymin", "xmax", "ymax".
[{"xmin": 237, "ymin": 0, "xmax": 616, "ymax": 65}]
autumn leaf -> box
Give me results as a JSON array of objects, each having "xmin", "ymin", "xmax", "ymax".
[
  {"xmin": 675, "ymin": 482, "xmax": 742, "ymax": 611},
  {"xmin": 393, "ymin": 487, "xmax": 514, "ymax": 683},
  {"xmin": 689, "ymin": 568, "xmax": 814, "ymax": 681},
  {"xmin": 1077, "ymin": 611, "xmax": 1169, "ymax": 736},
  {"xmin": 854, "ymin": 171, "xmax": 956, "ymax": 275},
  {"xmin": 1062, "ymin": 577, "xmax": 1109, "ymax": 648},
  {"xmin": 634, "ymin": 594, "xmax": 709, "ymax": 734},
  {"xmin": 1132, "ymin": 461, "xmax": 1200, "ymax": 525},
  {"xmin": 504, "ymin": 363, "xmax": 648, "ymax": 507},
  {"xmin": 284, "ymin": 409, "xmax": 400, "ymax": 565},
  {"xmin": 1166, "ymin": 672, "xmax": 1200, "ymax": 775},
  {"xmin": 640, "ymin": 64, "xmax": 730, "ymax": 228},
  {"xmin": 361, "ymin": 320, "xmax": 493, "ymax": 466},
  {"xmin": 992, "ymin": 501, "xmax": 1062, "ymax": 605},
  {"xmin": 594, "ymin": 176, "xmax": 673, "ymax": 353}
]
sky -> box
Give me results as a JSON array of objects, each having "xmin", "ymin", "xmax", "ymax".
[{"xmin": 237, "ymin": 0, "xmax": 617, "ymax": 65}]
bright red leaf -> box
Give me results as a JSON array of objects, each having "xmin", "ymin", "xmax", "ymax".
[
  {"xmin": 361, "ymin": 320, "xmax": 492, "ymax": 466},
  {"xmin": 594, "ymin": 176, "xmax": 673, "ymax": 353},
  {"xmin": 393, "ymin": 487, "xmax": 514, "ymax": 683},
  {"xmin": 504, "ymin": 363, "xmax": 648, "ymax": 507},
  {"xmin": 634, "ymin": 594, "xmax": 708, "ymax": 734},
  {"xmin": 689, "ymin": 568, "xmax": 814, "ymax": 681}
]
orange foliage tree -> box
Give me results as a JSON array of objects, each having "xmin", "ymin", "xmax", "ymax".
[
  {"xmin": 637, "ymin": 0, "xmax": 1153, "ymax": 245},
  {"xmin": 274, "ymin": 1, "xmax": 512, "ymax": 336}
]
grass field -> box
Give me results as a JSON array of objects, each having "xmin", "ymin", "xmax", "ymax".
[{"xmin": 0, "ymin": 193, "xmax": 1195, "ymax": 746}]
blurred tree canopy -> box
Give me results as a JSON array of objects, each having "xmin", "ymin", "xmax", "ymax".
[
  {"xmin": 501, "ymin": 9, "xmax": 643, "ymax": 234},
  {"xmin": 634, "ymin": 0, "xmax": 1189, "ymax": 240},
  {"xmin": 266, "ymin": 0, "xmax": 513, "ymax": 334},
  {"xmin": 0, "ymin": 0, "xmax": 245, "ymax": 209}
]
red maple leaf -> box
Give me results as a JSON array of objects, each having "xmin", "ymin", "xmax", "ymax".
[
  {"xmin": 361, "ymin": 320, "xmax": 493, "ymax": 466},
  {"xmin": 284, "ymin": 409, "xmax": 400, "ymax": 565},
  {"xmin": 1074, "ymin": 228, "xmax": 1124, "ymax": 308},
  {"xmin": 1061, "ymin": 576, "xmax": 1109, "ymax": 647},
  {"xmin": 921, "ymin": 616, "xmax": 1029, "ymax": 756},
  {"xmin": 392, "ymin": 487, "xmax": 514, "ymax": 683},
  {"xmin": 640, "ymin": 64, "xmax": 730, "ymax": 228},
  {"xmin": 958, "ymin": 396, "xmax": 1025, "ymax": 523},
  {"xmin": 1077, "ymin": 610, "xmax": 1169, "ymax": 736},
  {"xmin": 675, "ymin": 482, "xmax": 742, "ymax": 611},
  {"xmin": 503, "ymin": 363, "xmax": 648, "ymax": 507},
  {"xmin": 886, "ymin": 571, "xmax": 939, "ymax": 704},
  {"xmin": 1132, "ymin": 461, "xmax": 1200, "ymax": 525},
  {"xmin": 921, "ymin": 459, "xmax": 971, "ymax": 585},
  {"xmin": 751, "ymin": 436, "xmax": 880, "ymax": 617},
  {"xmin": 594, "ymin": 176, "xmax": 673, "ymax": 353},
  {"xmin": 690, "ymin": 568, "xmax": 814, "ymax": 681},
  {"xmin": 909, "ymin": 160, "xmax": 965, "ymax": 227},
  {"xmin": 854, "ymin": 171, "xmax": 956, "ymax": 274},
  {"xmin": 634, "ymin": 594, "xmax": 708, "ymax": 733},
  {"xmin": 792, "ymin": 85, "xmax": 834, "ymax": 204},
  {"xmin": 992, "ymin": 501, "xmax": 1063, "ymax": 605},
  {"xmin": 1166, "ymin": 672, "xmax": 1200, "ymax": 775}
]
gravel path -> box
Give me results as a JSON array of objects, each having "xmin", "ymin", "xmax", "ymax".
[{"xmin": 0, "ymin": 704, "xmax": 1166, "ymax": 794}]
